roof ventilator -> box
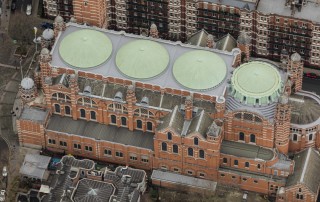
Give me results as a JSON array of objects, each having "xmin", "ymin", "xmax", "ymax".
[
  {"xmin": 114, "ymin": 91, "xmax": 123, "ymax": 101},
  {"xmin": 84, "ymin": 86, "xmax": 92, "ymax": 94},
  {"xmin": 141, "ymin": 96, "xmax": 149, "ymax": 106}
]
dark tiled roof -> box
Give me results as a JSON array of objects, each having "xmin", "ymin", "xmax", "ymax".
[
  {"xmin": 286, "ymin": 148, "xmax": 320, "ymax": 193},
  {"xmin": 47, "ymin": 115, "xmax": 154, "ymax": 150},
  {"xmin": 135, "ymin": 88, "xmax": 161, "ymax": 107},
  {"xmin": 61, "ymin": 156, "xmax": 95, "ymax": 170},
  {"xmin": 78, "ymin": 77, "xmax": 104, "ymax": 97},
  {"xmin": 157, "ymin": 106, "xmax": 185, "ymax": 134},
  {"xmin": 160, "ymin": 94, "xmax": 186, "ymax": 109},
  {"xmin": 73, "ymin": 179, "xmax": 115, "ymax": 202},
  {"xmin": 221, "ymin": 141, "xmax": 274, "ymax": 161},
  {"xmin": 186, "ymin": 110, "xmax": 212, "ymax": 138},
  {"xmin": 104, "ymin": 83, "xmax": 127, "ymax": 99},
  {"xmin": 186, "ymin": 29, "xmax": 210, "ymax": 47},
  {"xmin": 193, "ymin": 99, "xmax": 216, "ymax": 113},
  {"xmin": 215, "ymin": 34, "xmax": 237, "ymax": 52}
]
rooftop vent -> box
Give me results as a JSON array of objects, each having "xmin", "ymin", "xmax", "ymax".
[
  {"xmin": 141, "ymin": 96, "xmax": 149, "ymax": 105},
  {"xmin": 84, "ymin": 86, "xmax": 92, "ymax": 94},
  {"xmin": 121, "ymin": 175, "xmax": 132, "ymax": 184},
  {"xmin": 114, "ymin": 91, "xmax": 123, "ymax": 101}
]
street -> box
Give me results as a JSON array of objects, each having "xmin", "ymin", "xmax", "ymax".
[
  {"xmin": 0, "ymin": 136, "xmax": 9, "ymax": 189},
  {"xmin": 302, "ymin": 77, "xmax": 320, "ymax": 95}
]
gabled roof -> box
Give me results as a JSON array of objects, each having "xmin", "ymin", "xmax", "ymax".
[
  {"xmin": 186, "ymin": 110, "xmax": 212, "ymax": 138},
  {"xmin": 215, "ymin": 34, "xmax": 237, "ymax": 52},
  {"xmin": 52, "ymin": 73, "xmax": 69, "ymax": 88},
  {"xmin": 186, "ymin": 29, "xmax": 210, "ymax": 47},
  {"xmin": 157, "ymin": 106, "xmax": 185, "ymax": 134},
  {"xmin": 286, "ymin": 148, "xmax": 320, "ymax": 193}
]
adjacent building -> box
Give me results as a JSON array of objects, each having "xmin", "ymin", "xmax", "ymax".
[{"xmin": 16, "ymin": 17, "xmax": 320, "ymax": 201}]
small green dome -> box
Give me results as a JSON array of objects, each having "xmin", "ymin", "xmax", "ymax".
[
  {"xmin": 173, "ymin": 50, "xmax": 227, "ymax": 90},
  {"xmin": 231, "ymin": 61, "xmax": 282, "ymax": 105},
  {"xmin": 59, "ymin": 29, "xmax": 113, "ymax": 68},
  {"xmin": 116, "ymin": 40, "xmax": 169, "ymax": 79}
]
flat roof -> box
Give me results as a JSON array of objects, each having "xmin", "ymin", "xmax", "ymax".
[
  {"xmin": 50, "ymin": 24, "xmax": 237, "ymax": 97},
  {"xmin": 47, "ymin": 115, "xmax": 154, "ymax": 150},
  {"xmin": 59, "ymin": 29, "xmax": 113, "ymax": 68},
  {"xmin": 206, "ymin": 0, "xmax": 257, "ymax": 10},
  {"xmin": 257, "ymin": 0, "xmax": 320, "ymax": 23},
  {"xmin": 221, "ymin": 140, "xmax": 275, "ymax": 161},
  {"xmin": 20, "ymin": 107, "xmax": 49, "ymax": 123}
]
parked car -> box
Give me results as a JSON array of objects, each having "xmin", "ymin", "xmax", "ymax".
[
  {"xmin": 0, "ymin": 190, "xmax": 5, "ymax": 202},
  {"xmin": 41, "ymin": 22, "xmax": 54, "ymax": 29},
  {"xmin": 305, "ymin": 72, "xmax": 318, "ymax": 79},
  {"xmin": 2, "ymin": 166, "xmax": 7, "ymax": 177},
  {"xmin": 11, "ymin": 0, "xmax": 16, "ymax": 12},
  {"xmin": 26, "ymin": 4, "xmax": 32, "ymax": 15}
]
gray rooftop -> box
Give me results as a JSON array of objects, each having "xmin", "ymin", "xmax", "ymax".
[
  {"xmin": 205, "ymin": 0, "xmax": 257, "ymax": 10},
  {"xmin": 19, "ymin": 107, "xmax": 49, "ymax": 123},
  {"xmin": 61, "ymin": 156, "xmax": 95, "ymax": 170},
  {"xmin": 19, "ymin": 154, "xmax": 51, "ymax": 180},
  {"xmin": 286, "ymin": 148, "xmax": 320, "ymax": 193},
  {"xmin": 50, "ymin": 24, "xmax": 237, "ymax": 98},
  {"xmin": 215, "ymin": 34, "xmax": 237, "ymax": 52},
  {"xmin": 151, "ymin": 169, "xmax": 217, "ymax": 191},
  {"xmin": 47, "ymin": 115, "xmax": 154, "ymax": 150},
  {"xmin": 257, "ymin": 0, "xmax": 320, "ymax": 23},
  {"xmin": 221, "ymin": 141, "xmax": 275, "ymax": 161},
  {"xmin": 186, "ymin": 29, "xmax": 210, "ymax": 47}
]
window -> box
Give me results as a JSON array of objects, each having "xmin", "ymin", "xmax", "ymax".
[
  {"xmin": 243, "ymin": 178, "xmax": 247, "ymax": 181},
  {"xmin": 296, "ymin": 194, "xmax": 304, "ymax": 200},
  {"xmin": 293, "ymin": 134, "xmax": 298, "ymax": 141},
  {"xmin": 223, "ymin": 158, "xmax": 228, "ymax": 163},
  {"xmin": 130, "ymin": 155, "xmax": 137, "ymax": 161},
  {"xmin": 173, "ymin": 168, "xmax": 179, "ymax": 172},
  {"xmin": 220, "ymin": 174, "xmax": 225, "ymax": 177},
  {"xmin": 199, "ymin": 150, "xmax": 205, "ymax": 159},
  {"xmin": 111, "ymin": 115, "xmax": 116, "ymax": 124},
  {"xmin": 167, "ymin": 132, "xmax": 172, "ymax": 140},
  {"xmin": 250, "ymin": 134, "xmax": 256, "ymax": 143},
  {"xmin": 115, "ymin": 151, "xmax": 123, "ymax": 157},
  {"xmin": 136, "ymin": 120, "xmax": 142, "ymax": 129},
  {"xmin": 90, "ymin": 111, "xmax": 96, "ymax": 120},
  {"xmin": 239, "ymin": 132, "xmax": 245, "ymax": 141},
  {"xmin": 309, "ymin": 134, "xmax": 313, "ymax": 141},
  {"xmin": 54, "ymin": 104, "xmax": 61, "ymax": 113},
  {"xmin": 85, "ymin": 146, "xmax": 93, "ymax": 151},
  {"xmin": 104, "ymin": 149, "xmax": 112, "ymax": 156},
  {"xmin": 173, "ymin": 144, "xmax": 178, "ymax": 154},
  {"xmin": 73, "ymin": 143, "xmax": 81, "ymax": 149},
  {"xmin": 80, "ymin": 109, "xmax": 86, "ymax": 118},
  {"xmin": 194, "ymin": 137, "xmax": 199, "ymax": 145},
  {"xmin": 254, "ymin": 180, "xmax": 258, "ymax": 183},
  {"xmin": 65, "ymin": 106, "xmax": 71, "ymax": 115},
  {"xmin": 234, "ymin": 160, "xmax": 238, "ymax": 166},
  {"xmin": 48, "ymin": 139, "xmax": 56, "ymax": 144},
  {"xmin": 147, "ymin": 122, "xmax": 153, "ymax": 131},
  {"xmin": 59, "ymin": 141, "xmax": 67, "ymax": 147},
  {"xmin": 188, "ymin": 148, "xmax": 193, "ymax": 157},
  {"xmin": 257, "ymin": 164, "xmax": 261, "ymax": 169},
  {"xmin": 141, "ymin": 156, "xmax": 149, "ymax": 163},
  {"xmin": 232, "ymin": 176, "xmax": 236, "ymax": 179},
  {"xmin": 121, "ymin": 117, "xmax": 127, "ymax": 126},
  {"xmin": 187, "ymin": 170, "xmax": 193, "ymax": 175},
  {"xmin": 161, "ymin": 142, "xmax": 167, "ymax": 151},
  {"xmin": 199, "ymin": 173, "xmax": 205, "ymax": 178},
  {"xmin": 245, "ymin": 162, "xmax": 250, "ymax": 168}
]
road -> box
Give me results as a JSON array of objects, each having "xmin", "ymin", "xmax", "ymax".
[
  {"xmin": 0, "ymin": 136, "xmax": 9, "ymax": 189},
  {"xmin": 302, "ymin": 77, "xmax": 320, "ymax": 95}
]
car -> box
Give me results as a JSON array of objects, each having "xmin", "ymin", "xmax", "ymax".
[
  {"xmin": 41, "ymin": 22, "xmax": 54, "ymax": 29},
  {"xmin": 2, "ymin": 166, "xmax": 7, "ymax": 177},
  {"xmin": 11, "ymin": 1, "xmax": 16, "ymax": 12},
  {"xmin": 305, "ymin": 73, "xmax": 318, "ymax": 79},
  {"xmin": 0, "ymin": 190, "xmax": 5, "ymax": 202},
  {"xmin": 26, "ymin": 4, "xmax": 32, "ymax": 15}
]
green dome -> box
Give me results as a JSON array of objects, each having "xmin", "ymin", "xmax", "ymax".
[
  {"xmin": 59, "ymin": 29, "xmax": 113, "ymax": 68},
  {"xmin": 173, "ymin": 50, "xmax": 227, "ymax": 90},
  {"xmin": 231, "ymin": 61, "xmax": 282, "ymax": 105},
  {"xmin": 116, "ymin": 40, "xmax": 169, "ymax": 79}
]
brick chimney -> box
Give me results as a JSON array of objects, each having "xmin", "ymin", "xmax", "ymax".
[
  {"xmin": 126, "ymin": 84, "xmax": 136, "ymax": 131},
  {"xmin": 206, "ymin": 34, "xmax": 215, "ymax": 48},
  {"xmin": 149, "ymin": 23, "xmax": 159, "ymax": 38},
  {"xmin": 184, "ymin": 96, "xmax": 193, "ymax": 120}
]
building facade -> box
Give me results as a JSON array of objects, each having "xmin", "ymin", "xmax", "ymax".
[{"xmin": 16, "ymin": 18, "xmax": 320, "ymax": 201}]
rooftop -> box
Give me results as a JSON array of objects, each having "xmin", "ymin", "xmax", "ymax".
[
  {"xmin": 221, "ymin": 141, "xmax": 275, "ymax": 161},
  {"xmin": 19, "ymin": 154, "xmax": 51, "ymax": 180},
  {"xmin": 47, "ymin": 115, "xmax": 154, "ymax": 150},
  {"xmin": 19, "ymin": 107, "xmax": 49, "ymax": 123},
  {"xmin": 50, "ymin": 24, "xmax": 237, "ymax": 97},
  {"xmin": 257, "ymin": 0, "xmax": 320, "ymax": 23},
  {"xmin": 206, "ymin": 0, "xmax": 257, "ymax": 11},
  {"xmin": 61, "ymin": 156, "xmax": 95, "ymax": 170}
]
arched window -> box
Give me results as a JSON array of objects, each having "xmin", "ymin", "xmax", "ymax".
[
  {"xmin": 245, "ymin": 162, "xmax": 250, "ymax": 168},
  {"xmin": 188, "ymin": 148, "xmax": 193, "ymax": 157},
  {"xmin": 194, "ymin": 137, "xmax": 199, "ymax": 145},
  {"xmin": 309, "ymin": 134, "xmax": 313, "ymax": 141},
  {"xmin": 293, "ymin": 134, "xmax": 298, "ymax": 141},
  {"xmin": 147, "ymin": 122, "xmax": 153, "ymax": 131},
  {"xmin": 234, "ymin": 160, "xmax": 238, "ymax": 166},
  {"xmin": 136, "ymin": 120, "xmax": 142, "ymax": 129},
  {"xmin": 223, "ymin": 158, "xmax": 227, "ymax": 163},
  {"xmin": 239, "ymin": 132, "xmax": 245, "ymax": 141},
  {"xmin": 65, "ymin": 106, "xmax": 71, "ymax": 115},
  {"xmin": 90, "ymin": 111, "xmax": 96, "ymax": 120},
  {"xmin": 54, "ymin": 104, "xmax": 60, "ymax": 113},
  {"xmin": 80, "ymin": 109, "xmax": 86, "ymax": 118},
  {"xmin": 250, "ymin": 134, "xmax": 256, "ymax": 143},
  {"xmin": 167, "ymin": 132, "xmax": 172, "ymax": 140},
  {"xmin": 199, "ymin": 150, "xmax": 205, "ymax": 159},
  {"xmin": 110, "ymin": 115, "xmax": 116, "ymax": 124},
  {"xmin": 173, "ymin": 144, "xmax": 178, "ymax": 153},
  {"xmin": 121, "ymin": 117, "xmax": 127, "ymax": 126},
  {"xmin": 257, "ymin": 164, "xmax": 261, "ymax": 169},
  {"xmin": 161, "ymin": 142, "xmax": 167, "ymax": 151}
]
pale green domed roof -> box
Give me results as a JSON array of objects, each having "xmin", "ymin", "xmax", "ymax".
[
  {"xmin": 173, "ymin": 50, "xmax": 227, "ymax": 90},
  {"xmin": 116, "ymin": 40, "xmax": 169, "ymax": 79},
  {"xmin": 231, "ymin": 61, "xmax": 282, "ymax": 105},
  {"xmin": 59, "ymin": 29, "xmax": 113, "ymax": 68}
]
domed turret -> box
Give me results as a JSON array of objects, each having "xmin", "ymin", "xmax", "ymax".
[
  {"xmin": 19, "ymin": 77, "xmax": 37, "ymax": 102},
  {"xmin": 279, "ymin": 94, "xmax": 289, "ymax": 104},
  {"xmin": 42, "ymin": 29, "xmax": 54, "ymax": 40},
  {"xmin": 21, "ymin": 77, "xmax": 34, "ymax": 90},
  {"xmin": 54, "ymin": 15, "xmax": 64, "ymax": 24},
  {"xmin": 237, "ymin": 31, "xmax": 250, "ymax": 44},
  {"xmin": 69, "ymin": 17, "xmax": 77, "ymax": 23},
  {"xmin": 291, "ymin": 52, "xmax": 301, "ymax": 62}
]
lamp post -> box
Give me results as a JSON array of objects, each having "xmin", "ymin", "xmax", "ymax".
[{"xmin": 33, "ymin": 27, "xmax": 38, "ymax": 54}]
